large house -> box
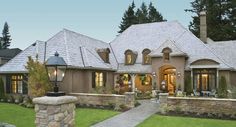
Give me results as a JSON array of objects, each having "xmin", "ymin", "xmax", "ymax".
[{"xmin": 0, "ymin": 14, "xmax": 236, "ymax": 95}]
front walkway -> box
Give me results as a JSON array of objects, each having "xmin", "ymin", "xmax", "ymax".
[{"xmin": 92, "ymin": 99, "xmax": 159, "ymax": 127}]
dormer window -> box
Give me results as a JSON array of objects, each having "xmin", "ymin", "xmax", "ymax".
[
  {"xmin": 125, "ymin": 49, "xmax": 137, "ymax": 65},
  {"xmin": 142, "ymin": 49, "xmax": 151, "ymax": 65},
  {"xmin": 162, "ymin": 47, "xmax": 172, "ymax": 61},
  {"xmin": 97, "ymin": 48, "xmax": 110, "ymax": 63}
]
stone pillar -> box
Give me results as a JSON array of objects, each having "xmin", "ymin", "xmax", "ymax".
[
  {"xmin": 33, "ymin": 96, "xmax": 78, "ymax": 127},
  {"xmin": 131, "ymin": 74, "xmax": 136, "ymax": 92},
  {"xmin": 158, "ymin": 93, "xmax": 169, "ymax": 114},
  {"xmin": 124, "ymin": 92, "xmax": 135, "ymax": 108}
]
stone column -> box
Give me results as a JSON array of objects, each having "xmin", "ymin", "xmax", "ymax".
[
  {"xmin": 158, "ymin": 93, "xmax": 169, "ymax": 114},
  {"xmin": 131, "ymin": 74, "xmax": 136, "ymax": 92},
  {"xmin": 124, "ymin": 92, "xmax": 135, "ymax": 108},
  {"xmin": 33, "ymin": 96, "xmax": 78, "ymax": 127}
]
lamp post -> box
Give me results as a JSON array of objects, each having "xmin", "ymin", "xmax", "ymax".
[{"xmin": 45, "ymin": 52, "xmax": 67, "ymax": 96}]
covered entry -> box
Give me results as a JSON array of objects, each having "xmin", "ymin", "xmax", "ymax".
[{"xmin": 159, "ymin": 65, "xmax": 176, "ymax": 95}]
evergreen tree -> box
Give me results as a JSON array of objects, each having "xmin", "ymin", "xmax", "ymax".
[
  {"xmin": 0, "ymin": 37, "xmax": 2, "ymax": 49},
  {"xmin": 186, "ymin": 0, "xmax": 236, "ymax": 41},
  {"xmin": 136, "ymin": 2, "xmax": 149, "ymax": 23},
  {"xmin": 2, "ymin": 22, "xmax": 11, "ymax": 49},
  {"xmin": 118, "ymin": 1, "xmax": 137, "ymax": 33},
  {"xmin": 148, "ymin": 2, "xmax": 165, "ymax": 22}
]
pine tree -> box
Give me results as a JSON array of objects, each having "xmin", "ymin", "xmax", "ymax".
[
  {"xmin": 118, "ymin": 1, "xmax": 137, "ymax": 33},
  {"xmin": 186, "ymin": 0, "xmax": 236, "ymax": 41},
  {"xmin": 0, "ymin": 37, "xmax": 2, "ymax": 49},
  {"xmin": 148, "ymin": 2, "xmax": 165, "ymax": 22},
  {"xmin": 136, "ymin": 2, "xmax": 149, "ymax": 23},
  {"xmin": 2, "ymin": 22, "xmax": 11, "ymax": 49}
]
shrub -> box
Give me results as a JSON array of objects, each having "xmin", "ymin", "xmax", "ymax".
[
  {"xmin": 0, "ymin": 77, "xmax": 5, "ymax": 99},
  {"xmin": 218, "ymin": 76, "xmax": 227, "ymax": 98},
  {"xmin": 184, "ymin": 75, "xmax": 192, "ymax": 95},
  {"xmin": 6, "ymin": 94, "xmax": 14, "ymax": 103},
  {"xmin": 25, "ymin": 56, "xmax": 52, "ymax": 97}
]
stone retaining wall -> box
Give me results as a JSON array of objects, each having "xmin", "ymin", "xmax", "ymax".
[
  {"xmin": 159, "ymin": 93, "xmax": 236, "ymax": 119},
  {"xmin": 69, "ymin": 92, "xmax": 135, "ymax": 108}
]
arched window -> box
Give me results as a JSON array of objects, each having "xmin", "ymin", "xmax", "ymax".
[
  {"xmin": 125, "ymin": 49, "xmax": 137, "ymax": 65},
  {"xmin": 142, "ymin": 49, "xmax": 151, "ymax": 64},
  {"xmin": 162, "ymin": 47, "xmax": 172, "ymax": 61}
]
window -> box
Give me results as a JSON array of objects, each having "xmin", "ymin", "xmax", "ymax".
[
  {"xmin": 124, "ymin": 49, "xmax": 137, "ymax": 65},
  {"xmin": 92, "ymin": 72, "xmax": 106, "ymax": 88},
  {"xmin": 11, "ymin": 75, "xmax": 23, "ymax": 94},
  {"xmin": 142, "ymin": 49, "xmax": 151, "ymax": 64},
  {"xmin": 126, "ymin": 54, "xmax": 132, "ymax": 64},
  {"xmin": 164, "ymin": 52, "xmax": 170, "ymax": 61},
  {"xmin": 162, "ymin": 47, "xmax": 172, "ymax": 61},
  {"xmin": 193, "ymin": 69, "xmax": 216, "ymax": 92}
]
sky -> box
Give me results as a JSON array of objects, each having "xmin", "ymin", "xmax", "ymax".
[{"xmin": 0, "ymin": 0, "xmax": 193, "ymax": 50}]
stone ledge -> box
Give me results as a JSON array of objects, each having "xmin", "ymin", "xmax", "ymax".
[
  {"xmin": 33, "ymin": 96, "xmax": 78, "ymax": 105},
  {"xmin": 69, "ymin": 93, "xmax": 125, "ymax": 97},
  {"xmin": 168, "ymin": 97, "xmax": 236, "ymax": 102}
]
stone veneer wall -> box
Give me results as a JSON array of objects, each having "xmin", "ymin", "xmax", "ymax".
[
  {"xmin": 69, "ymin": 92, "xmax": 135, "ymax": 108},
  {"xmin": 33, "ymin": 96, "xmax": 77, "ymax": 127},
  {"xmin": 159, "ymin": 95, "xmax": 236, "ymax": 119}
]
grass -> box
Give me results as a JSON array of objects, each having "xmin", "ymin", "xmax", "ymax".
[
  {"xmin": 0, "ymin": 103, "xmax": 119, "ymax": 127},
  {"xmin": 137, "ymin": 114, "xmax": 236, "ymax": 127}
]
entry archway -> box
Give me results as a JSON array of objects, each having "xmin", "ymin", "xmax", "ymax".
[{"xmin": 159, "ymin": 65, "xmax": 176, "ymax": 95}]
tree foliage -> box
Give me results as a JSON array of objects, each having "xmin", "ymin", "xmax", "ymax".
[
  {"xmin": 218, "ymin": 76, "xmax": 227, "ymax": 98},
  {"xmin": 184, "ymin": 75, "xmax": 192, "ymax": 95},
  {"xmin": 1, "ymin": 22, "xmax": 11, "ymax": 49},
  {"xmin": 186, "ymin": 0, "xmax": 236, "ymax": 41},
  {"xmin": 118, "ymin": 2, "xmax": 165, "ymax": 33},
  {"xmin": 25, "ymin": 56, "xmax": 52, "ymax": 97},
  {"xmin": 0, "ymin": 77, "xmax": 5, "ymax": 98}
]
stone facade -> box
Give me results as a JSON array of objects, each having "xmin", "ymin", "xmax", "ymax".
[
  {"xmin": 33, "ymin": 96, "xmax": 78, "ymax": 127},
  {"xmin": 69, "ymin": 92, "xmax": 135, "ymax": 108},
  {"xmin": 159, "ymin": 94, "xmax": 236, "ymax": 119}
]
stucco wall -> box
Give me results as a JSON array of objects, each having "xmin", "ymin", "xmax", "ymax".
[
  {"xmin": 151, "ymin": 56, "xmax": 186, "ymax": 91},
  {"xmin": 230, "ymin": 71, "xmax": 236, "ymax": 88},
  {"xmin": 60, "ymin": 69, "xmax": 114, "ymax": 94}
]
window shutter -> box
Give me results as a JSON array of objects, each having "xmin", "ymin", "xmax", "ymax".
[
  {"xmin": 103, "ymin": 72, "xmax": 107, "ymax": 87},
  {"xmin": 23, "ymin": 75, "xmax": 28, "ymax": 94},
  {"xmin": 6, "ymin": 75, "xmax": 11, "ymax": 93},
  {"xmin": 92, "ymin": 72, "xmax": 96, "ymax": 88}
]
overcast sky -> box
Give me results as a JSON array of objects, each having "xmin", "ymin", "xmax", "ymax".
[{"xmin": 0, "ymin": 0, "xmax": 193, "ymax": 49}]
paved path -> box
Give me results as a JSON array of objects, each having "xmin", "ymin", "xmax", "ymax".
[{"xmin": 92, "ymin": 99, "xmax": 159, "ymax": 127}]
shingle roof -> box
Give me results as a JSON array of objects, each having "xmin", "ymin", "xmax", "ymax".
[
  {"xmin": 208, "ymin": 40, "xmax": 236, "ymax": 69},
  {"xmin": 0, "ymin": 29, "xmax": 117, "ymax": 73},
  {"xmin": 0, "ymin": 48, "xmax": 22, "ymax": 58},
  {"xmin": 110, "ymin": 21, "xmax": 231, "ymax": 71},
  {"xmin": 0, "ymin": 41, "xmax": 45, "ymax": 73}
]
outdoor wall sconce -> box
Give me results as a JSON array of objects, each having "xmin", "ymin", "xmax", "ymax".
[
  {"xmin": 45, "ymin": 52, "xmax": 67, "ymax": 97},
  {"xmin": 177, "ymin": 72, "xmax": 181, "ymax": 77}
]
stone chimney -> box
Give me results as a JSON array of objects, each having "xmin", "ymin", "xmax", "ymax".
[{"xmin": 200, "ymin": 11, "xmax": 207, "ymax": 43}]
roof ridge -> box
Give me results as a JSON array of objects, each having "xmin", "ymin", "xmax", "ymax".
[
  {"xmin": 63, "ymin": 29, "xmax": 71, "ymax": 66},
  {"xmin": 62, "ymin": 28, "xmax": 108, "ymax": 45}
]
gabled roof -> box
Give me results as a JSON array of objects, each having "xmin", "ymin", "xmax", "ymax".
[
  {"xmin": 0, "ymin": 29, "xmax": 117, "ymax": 73},
  {"xmin": 0, "ymin": 48, "xmax": 22, "ymax": 58},
  {"xmin": 110, "ymin": 21, "xmax": 231, "ymax": 71},
  {"xmin": 149, "ymin": 39, "xmax": 187, "ymax": 57}
]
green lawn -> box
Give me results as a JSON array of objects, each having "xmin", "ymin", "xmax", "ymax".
[
  {"xmin": 0, "ymin": 103, "xmax": 119, "ymax": 127},
  {"xmin": 137, "ymin": 115, "xmax": 236, "ymax": 127}
]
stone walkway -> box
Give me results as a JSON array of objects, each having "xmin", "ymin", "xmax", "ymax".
[{"xmin": 92, "ymin": 99, "xmax": 159, "ymax": 127}]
